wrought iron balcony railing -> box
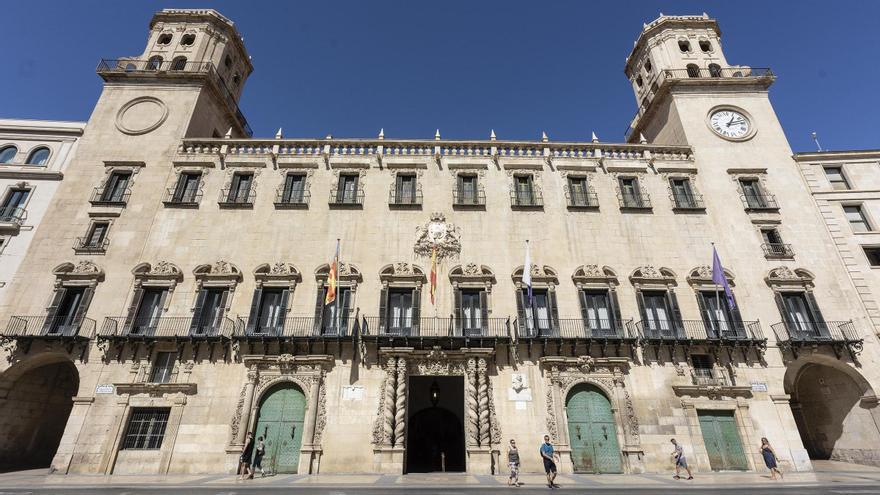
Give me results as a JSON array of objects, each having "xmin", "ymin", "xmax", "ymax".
[
  {"xmin": 73, "ymin": 236, "xmax": 110, "ymax": 253},
  {"xmin": 566, "ymin": 191, "xmax": 599, "ymax": 209},
  {"xmin": 163, "ymin": 187, "xmax": 203, "ymax": 207},
  {"xmin": 361, "ymin": 317, "xmax": 510, "ymax": 338},
  {"xmin": 691, "ymin": 367, "xmax": 733, "ymax": 387},
  {"xmin": 667, "ymin": 67, "xmax": 775, "ymax": 80},
  {"xmin": 514, "ymin": 318, "xmax": 635, "ymax": 340},
  {"xmin": 234, "ymin": 316, "xmax": 357, "ymax": 338},
  {"xmin": 636, "ymin": 319, "xmax": 764, "ymax": 343},
  {"xmin": 99, "ymin": 316, "xmax": 235, "ymax": 339},
  {"xmin": 90, "ymin": 186, "xmax": 131, "ymax": 206},
  {"xmin": 3, "ymin": 315, "xmax": 96, "ymax": 339},
  {"xmin": 218, "ymin": 187, "xmax": 256, "ymax": 208},
  {"xmin": 389, "ymin": 189, "xmax": 423, "ymax": 207},
  {"xmin": 771, "ymin": 320, "xmax": 861, "ymax": 344},
  {"xmin": 274, "ymin": 186, "xmax": 310, "ymax": 208},
  {"xmin": 618, "ymin": 192, "xmax": 652, "ymax": 209},
  {"xmin": 762, "ymin": 243, "xmax": 794, "ymax": 258},
  {"xmin": 329, "ymin": 189, "xmax": 365, "ymax": 207},
  {"xmin": 741, "ymin": 193, "xmax": 779, "ymax": 211},
  {"xmin": 0, "ymin": 206, "xmax": 26, "ymax": 226},
  {"xmin": 453, "ymin": 189, "xmax": 486, "ymax": 207},
  {"xmin": 671, "ymin": 192, "xmax": 705, "ymax": 210},
  {"xmin": 510, "ymin": 190, "xmax": 543, "ymax": 208},
  {"xmin": 97, "ymin": 59, "xmax": 252, "ymax": 137}
]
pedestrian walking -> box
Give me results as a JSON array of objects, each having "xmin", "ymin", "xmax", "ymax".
[
  {"xmin": 540, "ymin": 435, "xmax": 560, "ymax": 489},
  {"xmin": 507, "ymin": 439, "xmax": 521, "ymax": 486},
  {"xmin": 761, "ymin": 437, "xmax": 783, "ymax": 480},
  {"xmin": 238, "ymin": 432, "xmax": 255, "ymax": 480},
  {"xmin": 253, "ymin": 436, "xmax": 266, "ymax": 477},
  {"xmin": 670, "ymin": 438, "xmax": 693, "ymax": 480}
]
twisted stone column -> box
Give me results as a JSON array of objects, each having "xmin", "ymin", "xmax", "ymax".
[
  {"xmin": 465, "ymin": 358, "xmax": 480, "ymax": 446},
  {"xmin": 394, "ymin": 358, "xmax": 407, "ymax": 447},
  {"xmin": 382, "ymin": 357, "xmax": 397, "ymax": 446},
  {"xmin": 477, "ymin": 358, "xmax": 490, "ymax": 447},
  {"xmin": 233, "ymin": 367, "xmax": 259, "ymax": 446}
]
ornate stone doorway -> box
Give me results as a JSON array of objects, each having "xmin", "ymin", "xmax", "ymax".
[
  {"xmin": 253, "ymin": 383, "xmax": 307, "ymax": 474},
  {"xmin": 405, "ymin": 376, "xmax": 465, "ymax": 472},
  {"xmin": 565, "ymin": 383, "xmax": 622, "ymax": 473}
]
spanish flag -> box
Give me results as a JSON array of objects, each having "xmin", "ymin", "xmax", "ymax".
[
  {"xmin": 430, "ymin": 246, "xmax": 437, "ymax": 305},
  {"xmin": 325, "ymin": 240, "xmax": 340, "ymax": 305}
]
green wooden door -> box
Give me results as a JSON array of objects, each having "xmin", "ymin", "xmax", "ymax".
[
  {"xmin": 698, "ymin": 410, "xmax": 748, "ymax": 471},
  {"xmin": 253, "ymin": 385, "xmax": 306, "ymax": 473},
  {"xmin": 566, "ymin": 385, "xmax": 622, "ymax": 473}
]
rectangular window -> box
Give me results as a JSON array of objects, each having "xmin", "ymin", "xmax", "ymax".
[
  {"xmin": 85, "ymin": 222, "xmax": 109, "ymax": 248},
  {"xmin": 172, "ymin": 172, "xmax": 201, "ymax": 203},
  {"xmin": 739, "ymin": 179, "xmax": 767, "ymax": 209},
  {"xmin": 456, "ymin": 175, "xmax": 479, "ymax": 205},
  {"xmin": 322, "ymin": 287, "xmax": 351, "ymax": 335},
  {"xmin": 228, "ymin": 173, "xmax": 253, "ymax": 203},
  {"xmin": 641, "ymin": 291, "xmax": 674, "ymax": 336},
  {"xmin": 824, "ymin": 166, "xmax": 850, "ymax": 190},
  {"xmin": 2, "ymin": 188, "xmax": 30, "ymax": 209},
  {"xmin": 670, "ymin": 178, "xmax": 697, "ymax": 208},
  {"xmin": 281, "ymin": 173, "xmax": 306, "ymax": 203},
  {"xmin": 122, "ymin": 408, "xmax": 170, "ymax": 450},
  {"xmin": 760, "ymin": 228, "xmax": 790, "ymax": 257},
  {"xmin": 691, "ymin": 354, "xmax": 715, "ymax": 384},
  {"xmin": 844, "ymin": 205, "xmax": 871, "ymax": 232},
  {"xmin": 699, "ymin": 290, "xmax": 743, "ymax": 338},
  {"xmin": 460, "ymin": 289, "xmax": 483, "ymax": 334},
  {"xmin": 567, "ymin": 177, "xmax": 590, "ymax": 207},
  {"xmin": 256, "ymin": 288, "xmax": 285, "ymax": 334},
  {"xmin": 387, "ymin": 289, "xmax": 414, "ymax": 335},
  {"xmin": 781, "ymin": 292, "xmax": 818, "ymax": 335},
  {"xmin": 394, "ymin": 174, "xmax": 417, "ymax": 204},
  {"xmin": 193, "ymin": 288, "xmax": 227, "ymax": 334},
  {"xmin": 132, "ymin": 288, "xmax": 166, "ymax": 335},
  {"xmin": 522, "ymin": 288, "xmax": 552, "ymax": 335},
  {"xmin": 514, "ymin": 175, "xmax": 535, "ymax": 206},
  {"xmin": 102, "ymin": 171, "xmax": 132, "ymax": 203},
  {"xmin": 149, "ymin": 352, "xmax": 176, "ymax": 384},
  {"xmin": 337, "ymin": 174, "xmax": 359, "ymax": 204},
  {"xmin": 864, "ymin": 247, "xmax": 880, "ymax": 267},
  {"xmin": 619, "ymin": 177, "xmax": 644, "ymax": 207},
  {"xmin": 581, "ymin": 289, "xmax": 614, "ymax": 335},
  {"xmin": 49, "ymin": 287, "xmax": 86, "ymax": 335}
]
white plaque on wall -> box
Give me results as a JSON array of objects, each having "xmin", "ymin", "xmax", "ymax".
[
  {"xmin": 343, "ymin": 385, "xmax": 365, "ymax": 401},
  {"xmin": 508, "ymin": 373, "xmax": 532, "ymax": 401},
  {"xmin": 95, "ymin": 384, "xmax": 114, "ymax": 394},
  {"xmin": 750, "ymin": 382, "xmax": 768, "ymax": 392}
]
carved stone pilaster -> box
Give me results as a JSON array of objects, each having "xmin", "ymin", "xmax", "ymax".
[
  {"xmin": 465, "ymin": 357, "xmax": 480, "ymax": 446},
  {"xmin": 477, "ymin": 358, "xmax": 490, "ymax": 447},
  {"xmin": 394, "ymin": 357, "xmax": 407, "ymax": 447}
]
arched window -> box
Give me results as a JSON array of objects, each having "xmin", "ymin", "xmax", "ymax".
[
  {"xmin": 678, "ymin": 40, "xmax": 691, "ymax": 53},
  {"xmin": 0, "ymin": 146, "xmax": 17, "ymax": 163},
  {"xmin": 146, "ymin": 56, "xmax": 163, "ymax": 71},
  {"xmin": 708, "ymin": 63, "xmax": 722, "ymax": 78},
  {"xmin": 686, "ymin": 64, "xmax": 701, "ymax": 78},
  {"xmin": 25, "ymin": 147, "xmax": 50, "ymax": 165},
  {"xmin": 180, "ymin": 34, "xmax": 196, "ymax": 46},
  {"xmin": 699, "ymin": 40, "xmax": 712, "ymax": 52},
  {"xmin": 157, "ymin": 33, "xmax": 172, "ymax": 45},
  {"xmin": 171, "ymin": 57, "xmax": 187, "ymax": 71}
]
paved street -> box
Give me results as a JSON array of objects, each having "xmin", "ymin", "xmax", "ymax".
[{"xmin": 1, "ymin": 461, "xmax": 880, "ymax": 494}]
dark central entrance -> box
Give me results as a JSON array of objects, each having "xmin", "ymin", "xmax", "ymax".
[{"xmin": 405, "ymin": 376, "xmax": 465, "ymax": 473}]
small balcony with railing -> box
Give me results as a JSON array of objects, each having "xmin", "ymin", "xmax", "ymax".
[
  {"xmin": 566, "ymin": 190, "xmax": 599, "ymax": 209},
  {"xmin": 73, "ymin": 236, "xmax": 110, "ymax": 254},
  {"xmin": 453, "ymin": 189, "xmax": 486, "ymax": 208},
  {"xmin": 388, "ymin": 189, "xmax": 423, "ymax": 208},
  {"xmin": 329, "ymin": 189, "xmax": 365, "ymax": 208},
  {"xmin": 163, "ymin": 187, "xmax": 203, "ymax": 208},
  {"xmin": 218, "ymin": 187, "xmax": 256, "ymax": 208},
  {"xmin": 274, "ymin": 186, "xmax": 310, "ymax": 209},
  {"xmin": 740, "ymin": 193, "xmax": 779, "ymax": 212},
  {"xmin": 361, "ymin": 316, "xmax": 510, "ymax": 348},
  {"xmin": 771, "ymin": 320, "xmax": 863, "ymax": 358},
  {"xmin": 635, "ymin": 319, "xmax": 765, "ymax": 346},
  {"xmin": 762, "ymin": 243, "xmax": 795, "ymax": 259},
  {"xmin": 514, "ymin": 318, "xmax": 636, "ymax": 343},
  {"xmin": 233, "ymin": 316, "xmax": 357, "ymax": 339},
  {"xmin": 90, "ymin": 186, "xmax": 131, "ymax": 207},
  {"xmin": 99, "ymin": 316, "xmax": 235, "ymax": 340},
  {"xmin": 671, "ymin": 192, "xmax": 706, "ymax": 211},
  {"xmin": 673, "ymin": 366, "xmax": 752, "ymax": 399},
  {"xmin": 618, "ymin": 191, "xmax": 652, "ymax": 210},
  {"xmin": 0, "ymin": 206, "xmax": 26, "ymax": 232},
  {"xmin": 510, "ymin": 190, "xmax": 543, "ymax": 209},
  {"xmin": 1, "ymin": 315, "xmax": 96, "ymax": 354}
]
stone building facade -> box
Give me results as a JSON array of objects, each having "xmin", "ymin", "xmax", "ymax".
[{"xmin": 1, "ymin": 10, "xmax": 879, "ymax": 476}]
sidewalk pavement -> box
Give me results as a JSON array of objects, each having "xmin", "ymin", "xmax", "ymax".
[{"xmin": 1, "ymin": 460, "xmax": 879, "ymax": 490}]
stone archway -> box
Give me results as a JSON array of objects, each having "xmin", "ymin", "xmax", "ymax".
[
  {"xmin": 0, "ymin": 357, "xmax": 79, "ymax": 470},
  {"xmin": 785, "ymin": 358, "xmax": 880, "ymax": 466},
  {"xmin": 565, "ymin": 383, "xmax": 622, "ymax": 473}
]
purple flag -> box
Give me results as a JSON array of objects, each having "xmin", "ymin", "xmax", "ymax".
[{"xmin": 712, "ymin": 247, "xmax": 736, "ymax": 310}]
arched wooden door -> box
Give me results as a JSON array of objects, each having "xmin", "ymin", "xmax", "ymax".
[
  {"xmin": 566, "ymin": 384, "xmax": 622, "ymax": 473},
  {"xmin": 253, "ymin": 384, "xmax": 306, "ymax": 473}
]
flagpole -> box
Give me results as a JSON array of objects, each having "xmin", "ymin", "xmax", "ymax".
[
  {"xmin": 335, "ymin": 238, "xmax": 341, "ymax": 334},
  {"xmin": 712, "ymin": 242, "xmax": 720, "ymax": 321}
]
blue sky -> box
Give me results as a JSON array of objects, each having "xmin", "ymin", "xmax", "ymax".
[{"xmin": 2, "ymin": 1, "xmax": 877, "ymax": 151}]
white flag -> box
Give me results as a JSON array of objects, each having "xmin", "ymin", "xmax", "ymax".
[{"xmin": 522, "ymin": 241, "xmax": 532, "ymax": 303}]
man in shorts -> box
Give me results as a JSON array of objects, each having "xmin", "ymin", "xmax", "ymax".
[
  {"xmin": 540, "ymin": 435, "xmax": 560, "ymax": 489},
  {"xmin": 670, "ymin": 438, "xmax": 694, "ymax": 480}
]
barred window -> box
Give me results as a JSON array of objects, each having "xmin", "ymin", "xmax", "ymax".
[{"xmin": 122, "ymin": 408, "xmax": 170, "ymax": 450}]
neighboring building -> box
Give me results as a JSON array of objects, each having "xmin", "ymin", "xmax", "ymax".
[
  {"xmin": 0, "ymin": 119, "xmax": 85, "ymax": 305},
  {"xmin": 1, "ymin": 10, "xmax": 879, "ymax": 477},
  {"xmin": 793, "ymin": 150, "xmax": 880, "ymax": 337}
]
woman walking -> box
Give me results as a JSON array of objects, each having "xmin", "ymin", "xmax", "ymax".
[
  {"xmin": 507, "ymin": 439, "xmax": 521, "ymax": 486},
  {"xmin": 761, "ymin": 438, "xmax": 783, "ymax": 480}
]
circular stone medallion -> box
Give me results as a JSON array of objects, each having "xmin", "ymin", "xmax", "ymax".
[{"xmin": 115, "ymin": 97, "xmax": 169, "ymax": 135}]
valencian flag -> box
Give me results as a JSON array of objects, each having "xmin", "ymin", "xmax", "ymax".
[
  {"xmin": 712, "ymin": 245, "xmax": 736, "ymax": 310},
  {"xmin": 430, "ymin": 246, "xmax": 438, "ymax": 305},
  {"xmin": 325, "ymin": 239, "xmax": 340, "ymax": 305}
]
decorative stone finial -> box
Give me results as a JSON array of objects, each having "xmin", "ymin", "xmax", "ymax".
[
  {"xmin": 435, "ymin": 129, "xmax": 441, "ymax": 140},
  {"xmin": 224, "ymin": 127, "xmax": 232, "ymax": 139},
  {"xmin": 639, "ymin": 133, "xmax": 647, "ymax": 144},
  {"xmin": 275, "ymin": 128, "xmax": 283, "ymax": 139},
  {"xmin": 490, "ymin": 130, "xmax": 496, "ymax": 141},
  {"xmin": 378, "ymin": 128, "xmax": 385, "ymax": 140},
  {"xmin": 325, "ymin": 134, "xmax": 333, "ymax": 140},
  {"xmin": 591, "ymin": 132, "xmax": 599, "ymax": 143},
  {"xmin": 541, "ymin": 131, "xmax": 548, "ymax": 143}
]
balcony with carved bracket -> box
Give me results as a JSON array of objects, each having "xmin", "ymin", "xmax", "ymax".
[
  {"xmin": 99, "ymin": 316, "xmax": 235, "ymax": 341},
  {"xmin": 510, "ymin": 190, "xmax": 543, "ymax": 209},
  {"xmin": 0, "ymin": 206, "xmax": 26, "ymax": 233},
  {"xmin": 671, "ymin": 192, "xmax": 706, "ymax": 212},
  {"xmin": 73, "ymin": 236, "xmax": 110, "ymax": 255},
  {"xmin": 274, "ymin": 186, "xmax": 310, "ymax": 209},
  {"xmin": 618, "ymin": 191, "xmax": 652, "ymax": 211},
  {"xmin": 741, "ymin": 193, "xmax": 779, "ymax": 212},
  {"xmin": 771, "ymin": 320, "xmax": 863, "ymax": 359},
  {"xmin": 762, "ymin": 243, "xmax": 795, "ymax": 260},
  {"xmin": 89, "ymin": 186, "xmax": 131, "ymax": 207},
  {"xmin": 672, "ymin": 367, "xmax": 753, "ymax": 400},
  {"xmin": 329, "ymin": 189, "xmax": 364, "ymax": 208},
  {"xmin": 1, "ymin": 315, "xmax": 95, "ymax": 356},
  {"xmin": 635, "ymin": 319, "xmax": 766, "ymax": 356},
  {"xmin": 389, "ymin": 189, "xmax": 423, "ymax": 209},
  {"xmin": 163, "ymin": 187, "xmax": 203, "ymax": 208},
  {"xmin": 566, "ymin": 190, "xmax": 599, "ymax": 210},
  {"xmin": 362, "ymin": 316, "xmax": 510, "ymax": 349},
  {"xmin": 452, "ymin": 189, "xmax": 486, "ymax": 209},
  {"xmin": 218, "ymin": 187, "xmax": 255, "ymax": 208}
]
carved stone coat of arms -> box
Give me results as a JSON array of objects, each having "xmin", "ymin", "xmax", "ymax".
[{"xmin": 414, "ymin": 212, "xmax": 461, "ymax": 261}]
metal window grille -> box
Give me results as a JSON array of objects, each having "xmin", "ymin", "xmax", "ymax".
[{"xmin": 122, "ymin": 408, "xmax": 170, "ymax": 450}]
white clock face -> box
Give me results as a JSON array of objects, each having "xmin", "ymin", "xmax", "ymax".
[{"xmin": 709, "ymin": 109, "xmax": 751, "ymax": 139}]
